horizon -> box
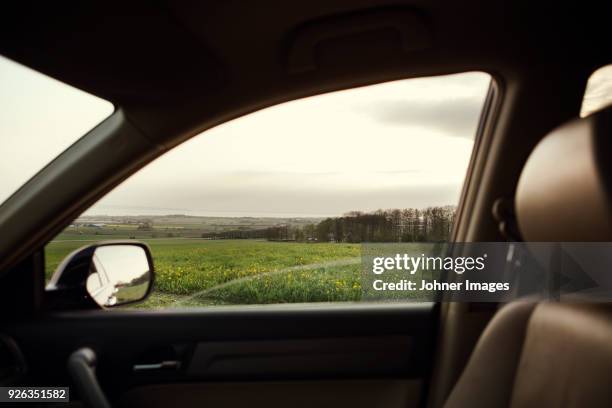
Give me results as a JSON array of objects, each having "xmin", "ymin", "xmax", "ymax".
[{"xmin": 77, "ymin": 203, "xmax": 457, "ymax": 220}]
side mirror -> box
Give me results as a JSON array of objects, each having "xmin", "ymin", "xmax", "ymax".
[{"xmin": 46, "ymin": 241, "xmax": 154, "ymax": 309}]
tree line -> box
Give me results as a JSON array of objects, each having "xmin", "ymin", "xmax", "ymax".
[{"xmin": 202, "ymin": 206, "xmax": 456, "ymax": 243}]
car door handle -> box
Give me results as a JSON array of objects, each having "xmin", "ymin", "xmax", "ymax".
[{"xmin": 133, "ymin": 360, "xmax": 181, "ymax": 372}]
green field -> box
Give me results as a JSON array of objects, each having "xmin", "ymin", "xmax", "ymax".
[{"xmin": 46, "ymin": 237, "xmax": 362, "ymax": 308}]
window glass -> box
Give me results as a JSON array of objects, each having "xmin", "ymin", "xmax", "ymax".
[
  {"xmin": 0, "ymin": 55, "xmax": 114, "ymax": 205},
  {"xmin": 45, "ymin": 72, "xmax": 491, "ymax": 308},
  {"xmin": 581, "ymin": 64, "xmax": 612, "ymax": 117}
]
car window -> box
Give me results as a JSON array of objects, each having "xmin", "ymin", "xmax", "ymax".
[
  {"xmin": 45, "ymin": 72, "xmax": 492, "ymax": 309},
  {"xmin": 86, "ymin": 268, "xmax": 104, "ymax": 293},
  {"xmin": 581, "ymin": 63, "xmax": 612, "ymax": 117},
  {"xmin": 0, "ymin": 55, "xmax": 114, "ymax": 205}
]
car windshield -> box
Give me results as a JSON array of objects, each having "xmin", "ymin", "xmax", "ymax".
[{"xmin": 0, "ymin": 55, "xmax": 114, "ymax": 205}]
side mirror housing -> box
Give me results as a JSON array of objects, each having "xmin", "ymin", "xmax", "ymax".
[{"xmin": 46, "ymin": 241, "xmax": 154, "ymax": 310}]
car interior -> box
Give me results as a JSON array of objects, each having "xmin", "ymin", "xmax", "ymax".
[{"xmin": 0, "ymin": 1, "xmax": 612, "ymax": 407}]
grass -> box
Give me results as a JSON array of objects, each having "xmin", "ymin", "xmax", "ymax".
[
  {"xmin": 46, "ymin": 233, "xmax": 440, "ymax": 308},
  {"xmin": 180, "ymin": 262, "xmax": 362, "ymax": 306},
  {"xmin": 46, "ymin": 237, "xmax": 361, "ymax": 308}
]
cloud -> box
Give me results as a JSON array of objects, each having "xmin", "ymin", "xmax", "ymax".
[
  {"xmin": 222, "ymin": 170, "xmax": 342, "ymax": 177},
  {"xmin": 356, "ymin": 96, "xmax": 484, "ymax": 138},
  {"xmin": 375, "ymin": 169, "xmax": 424, "ymax": 175}
]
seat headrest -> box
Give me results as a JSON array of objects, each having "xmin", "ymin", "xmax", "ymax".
[{"xmin": 516, "ymin": 106, "xmax": 612, "ymax": 241}]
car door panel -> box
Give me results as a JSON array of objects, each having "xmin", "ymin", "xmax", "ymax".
[{"xmin": 5, "ymin": 303, "xmax": 436, "ymax": 407}]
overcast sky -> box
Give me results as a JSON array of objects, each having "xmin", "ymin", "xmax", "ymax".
[
  {"xmin": 91, "ymin": 72, "xmax": 490, "ymax": 217},
  {"xmin": 2, "ymin": 56, "xmax": 609, "ymax": 218}
]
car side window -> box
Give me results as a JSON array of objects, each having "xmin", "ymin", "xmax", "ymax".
[
  {"xmin": 86, "ymin": 269, "xmax": 104, "ymax": 293},
  {"xmin": 45, "ymin": 72, "xmax": 492, "ymax": 309},
  {"xmin": 0, "ymin": 55, "xmax": 113, "ymax": 206}
]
